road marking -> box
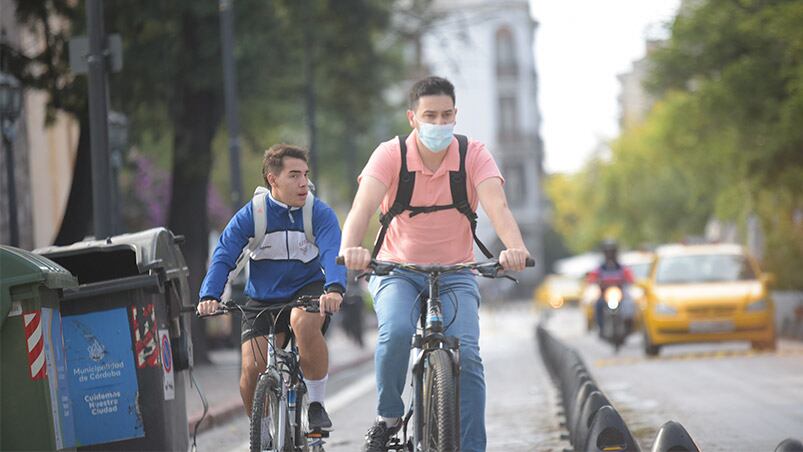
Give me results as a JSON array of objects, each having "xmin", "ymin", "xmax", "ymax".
[
  {"xmin": 227, "ymin": 373, "xmax": 376, "ymax": 452},
  {"xmin": 595, "ymin": 347, "xmax": 803, "ymax": 368},
  {"xmin": 326, "ymin": 372, "xmax": 376, "ymax": 413}
]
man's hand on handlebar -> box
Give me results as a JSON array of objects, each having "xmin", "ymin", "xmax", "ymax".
[
  {"xmin": 197, "ymin": 298, "xmax": 220, "ymax": 316},
  {"xmin": 319, "ymin": 292, "xmax": 343, "ymax": 317},
  {"xmin": 499, "ymin": 248, "xmax": 531, "ymax": 273},
  {"xmin": 339, "ymin": 246, "xmax": 372, "ymax": 270}
]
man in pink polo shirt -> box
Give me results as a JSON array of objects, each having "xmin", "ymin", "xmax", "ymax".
[{"xmin": 340, "ymin": 76, "xmax": 531, "ymax": 451}]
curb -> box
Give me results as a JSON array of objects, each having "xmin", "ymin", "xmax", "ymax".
[{"xmin": 187, "ymin": 350, "xmax": 375, "ymax": 435}]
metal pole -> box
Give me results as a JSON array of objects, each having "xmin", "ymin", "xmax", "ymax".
[
  {"xmin": 86, "ymin": 0, "xmax": 113, "ymax": 239},
  {"xmin": 303, "ymin": 3, "xmax": 318, "ymax": 191},
  {"xmin": 2, "ymin": 129, "xmax": 18, "ymax": 246},
  {"xmin": 219, "ymin": 0, "xmax": 243, "ymax": 208}
]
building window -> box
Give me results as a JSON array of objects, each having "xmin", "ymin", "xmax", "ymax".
[
  {"xmin": 495, "ymin": 27, "xmax": 517, "ymax": 76},
  {"xmin": 498, "ymin": 96, "xmax": 518, "ymax": 141},
  {"xmin": 504, "ymin": 163, "xmax": 527, "ymax": 207}
]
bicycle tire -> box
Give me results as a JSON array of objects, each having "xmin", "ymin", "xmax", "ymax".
[
  {"xmin": 250, "ymin": 374, "xmax": 292, "ymax": 452},
  {"xmin": 295, "ymin": 389, "xmax": 327, "ymax": 452},
  {"xmin": 422, "ymin": 349, "xmax": 459, "ymax": 452}
]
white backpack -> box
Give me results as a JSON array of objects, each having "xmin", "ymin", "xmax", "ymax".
[{"xmin": 223, "ymin": 186, "xmax": 315, "ymax": 298}]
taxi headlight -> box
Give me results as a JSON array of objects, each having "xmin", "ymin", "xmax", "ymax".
[
  {"xmin": 746, "ymin": 299, "xmax": 768, "ymax": 312},
  {"xmin": 654, "ymin": 303, "xmax": 677, "ymax": 316}
]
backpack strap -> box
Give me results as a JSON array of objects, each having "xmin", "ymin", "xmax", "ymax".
[
  {"xmin": 450, "ymin": 134, "xmax": 494, "ymax": 258},
  {"xmin": 372, "ymin": 135, "xmax": 415, "ymax": 259},
  {"xmin": 302, "ymin": 191, "xmax": 315, "ymax": 244},
  {"xmin": 224, "ymin": 187, "xmax": 269, "ymax": 297}
]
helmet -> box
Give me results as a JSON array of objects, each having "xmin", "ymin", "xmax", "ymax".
[{"xmin": 599, "ymin": 239, "xmax": 618, "ymax": 253}]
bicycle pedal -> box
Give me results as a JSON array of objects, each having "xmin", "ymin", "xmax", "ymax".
[{"xmin": 305, "ymin": 430, "xmax": 330, "ymax": 438}]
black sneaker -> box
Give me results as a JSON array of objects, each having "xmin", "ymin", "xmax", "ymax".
[
  {"xmin": 362, "ymin": 420, "xmax": 400, "ymax": 452},
  {"xmin": 307, "ymin": 402, "xmax": 333, "ymax": 432}
]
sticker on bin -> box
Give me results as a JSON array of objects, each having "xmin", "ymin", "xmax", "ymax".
[
  {"xmin": 41, "ymin": 307, "xmax": 77, "ymax": 449},
  {"xmin": 130, "ymin": 303, "xmax": 160, "ymax": 368},
  {"xmin": 159, "ymin": 329, "xmax": 175, "ymax": 400},
  {"xmin": 23, "ymin": 310, "xmax": 47, "ymax": 380},
  {"xmin": 63, "ymin": 308, "xmax": 144, "ymax": 445}
]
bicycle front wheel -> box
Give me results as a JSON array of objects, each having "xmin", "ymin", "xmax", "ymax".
[
  {"xmin": 422, "ymin": 349, "xmax": 460, "ymax": 452},
  {"xmin": 250, "ymin": 374, "xmax": 292, "ymax": 452}
]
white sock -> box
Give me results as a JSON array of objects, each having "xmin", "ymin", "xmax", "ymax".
[
  {"xmin": 379, "ymin": 416, "xmax": 400, "ymax": 427},
  {"xmin": 305, "ymin": 375, "xmax": 328, "ymax": 404}
]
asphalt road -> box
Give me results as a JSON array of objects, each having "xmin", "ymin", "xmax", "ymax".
[
  {"xmin": 545, "ymin": 306, "xmax": 803, "ymax": 451},
  {"xmin": 192, "ymin": 303, "xmax": 803, "ymax": 451}
]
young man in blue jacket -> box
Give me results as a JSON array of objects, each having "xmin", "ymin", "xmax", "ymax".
[{"xmin": 197, "ymin": 144, "xmax": 347, "ymax": 432}]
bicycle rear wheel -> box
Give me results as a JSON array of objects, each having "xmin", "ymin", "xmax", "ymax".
[
  {"xmin": 296, "ymin": 389, "xmax": 326, "ymax": 452},
  {"xmin": 250, "ymin": 374, "xmax": 292, "ymax": 452},
  {"xmin": 422, "ymin": 349, "xmax": 459, "ymax": 451}
]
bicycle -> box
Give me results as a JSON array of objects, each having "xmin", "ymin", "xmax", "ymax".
[
  {"xmin": 193, "ymin": 295, "xmax": 328, "ymax": 452},
  {"xmin": 337, "ymin": 256, "xmax": 534, "ymax": 451}
]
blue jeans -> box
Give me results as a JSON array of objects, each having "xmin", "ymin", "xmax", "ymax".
[{"xmin": 368, "ymin": 269, "xmax": 486, "ymax": 452}]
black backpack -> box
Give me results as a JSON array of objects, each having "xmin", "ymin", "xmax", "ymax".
[{"xmin": 371, "ymin": 134, "xmax": 494, "ymax": 259}]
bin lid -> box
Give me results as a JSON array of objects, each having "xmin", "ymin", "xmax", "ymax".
[
  {"xmin": 35, "ymin": 227, "xmax": 190, "ymax": 300},
  {"xmin": 1, "ymin": 245, "xmax": 78, "ymax": 320}
]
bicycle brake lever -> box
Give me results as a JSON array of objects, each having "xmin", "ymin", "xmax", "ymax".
[
  {"xmin": 501, "ymin": 274, "xmax": 519, "ymax": 284},
  {"xmin": 356, "ymin": 271, "xmax": 371, "ymax": 281}
]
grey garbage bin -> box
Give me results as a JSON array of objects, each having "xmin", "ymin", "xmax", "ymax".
[{"xmin": 35, "ymin": 227, "xmax": 193, "ymax": 451}]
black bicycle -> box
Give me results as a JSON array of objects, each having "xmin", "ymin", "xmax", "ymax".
[
  {"xmin": 337, "ymin": 256, "xmax": 533, "ymax": 451},
  {"xmin": 193, "ymin": 296, "xmax": 327, "ymax": 452}
]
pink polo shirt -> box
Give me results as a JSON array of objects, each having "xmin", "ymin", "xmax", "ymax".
[{"xmin": 359, "ymin": 131, "xmax": 503, "ymax": 265}]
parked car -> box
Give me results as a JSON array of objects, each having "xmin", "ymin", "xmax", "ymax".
[
  {"xmin": 534, "ymin": 273, "xmax": 584, "ymax": 309},
  {"xmin": 581, "ymin": 251, "xmax": 655, "ymax": 331},
  {"xmin": 640, "ymin": 243, "xmax": 776, "ymax": 356}
]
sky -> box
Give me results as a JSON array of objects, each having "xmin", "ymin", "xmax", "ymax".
[{"xmin": 529, "ymin": 0, "xmax": 681, "ymax": 174}]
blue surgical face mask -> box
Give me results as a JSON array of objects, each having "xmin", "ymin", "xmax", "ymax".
[{"xmin": 417, "ymin": 121, "xmax": 455, "ymax": 153}]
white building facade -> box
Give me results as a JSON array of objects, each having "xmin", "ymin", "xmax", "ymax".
[{"xmin": 417, "ymin": 0, "xmax": 546, "ymax": 291}]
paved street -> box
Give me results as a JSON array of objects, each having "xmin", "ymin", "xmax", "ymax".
[
  {"xmin": 193, "ymin": 301, "xmax": 568, "ymax": 451},
  {"xmin": 546, "ymin": 307, "xmax": 803, "ymax": 451},
  {"xmin": 190, "ymin": 303, "xmax": 803, "ymax": 451}
]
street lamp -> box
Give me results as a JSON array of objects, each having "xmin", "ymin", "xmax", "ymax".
[{"xmin": 0, "ymin": 70, "xmax": 23, "ymax": 247}]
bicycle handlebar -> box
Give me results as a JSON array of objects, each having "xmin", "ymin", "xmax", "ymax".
[
  {"xmin": 181, "ymin": 295, "xmax": 321, "ymax": 318},
  {"xmin": 335, "ymin": 256, "xmax": 534, "ymax": 280}
]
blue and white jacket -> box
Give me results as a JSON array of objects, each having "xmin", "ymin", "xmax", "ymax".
[{"xmin": 199, "ymin": 192, "xmax": 347, "ymax": 302}]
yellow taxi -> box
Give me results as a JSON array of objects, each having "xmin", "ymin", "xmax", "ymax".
[
  {"xmin": 580, "ymin": 251, "xmax": 654, "ymax": 330},
  {"xmin": 533, "ymin": 273, "xmax": 584, "ymax": 310},
  {"xmin": 640, "ymin": 243, "xmax": 776, "ymax": 356}
]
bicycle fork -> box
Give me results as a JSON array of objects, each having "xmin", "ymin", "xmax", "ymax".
[{"xmin": 406, "ymin": 334, "xmax": 461, "ymax": 451}]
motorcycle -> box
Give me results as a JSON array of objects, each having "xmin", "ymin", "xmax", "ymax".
[{"xmin": 599, "ymin": 285, "xmax": 633, "ymax": 352}]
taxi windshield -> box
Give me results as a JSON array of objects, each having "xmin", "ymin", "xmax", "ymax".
[{"xmin": 655, "ymin": 254, "xmax": 756, "ymax": 284}]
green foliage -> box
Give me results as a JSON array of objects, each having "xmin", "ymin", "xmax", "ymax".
[{"xmin": 549, "ymin": 0, "xmax": 803, "ymax": 288}]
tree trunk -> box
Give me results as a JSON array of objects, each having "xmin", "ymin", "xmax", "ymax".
[
  {"xmin": 168, "ymin": 85, "xmax": 221, "ymax": 364},
  {"xmin": 54, "ymin": 113, "xmax": 92, "ymax": 246}
]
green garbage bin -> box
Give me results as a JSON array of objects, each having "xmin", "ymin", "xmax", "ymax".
[
  {"xmin": 1, "ymin": 245, "xmax": 78, "ymax": 451},
  {"xmin": 35, "ymin": 227, "xmax": 193, "ymax": 451}
]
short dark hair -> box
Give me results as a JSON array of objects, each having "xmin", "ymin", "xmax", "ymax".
[
  {"xmin": 408, "ymin": 76, "xmax": 456, "ymax": 110},
  {"xmin": 262, "ymin": 144, "xmax": 308, "ymax": 188}
]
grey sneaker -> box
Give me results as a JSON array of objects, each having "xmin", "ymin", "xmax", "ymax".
[
  {"xmin": 307, "ymin": 402, "xmax": 333, "ymax": 432},
  {"xmin": 362, "ymin": 420, "xmax": 400, "ymax": 452}
]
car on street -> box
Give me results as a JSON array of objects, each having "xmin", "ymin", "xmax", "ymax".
[
  {"xmin": 639, "ymin": 243, "xmax": 776, "ymax": 356},
  {"xmin": 533, "ymin": 273, "xmax": 584, "ymax": 309}
]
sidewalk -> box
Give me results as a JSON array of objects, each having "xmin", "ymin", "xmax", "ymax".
[{"xmin": 186, "ymin": 323, "xmax": 376, "ymax": 434}]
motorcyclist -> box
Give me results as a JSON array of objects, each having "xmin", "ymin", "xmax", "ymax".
[{"xmin": 587, "ymin": 239, "xmax": 635, "ymax": 334}]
